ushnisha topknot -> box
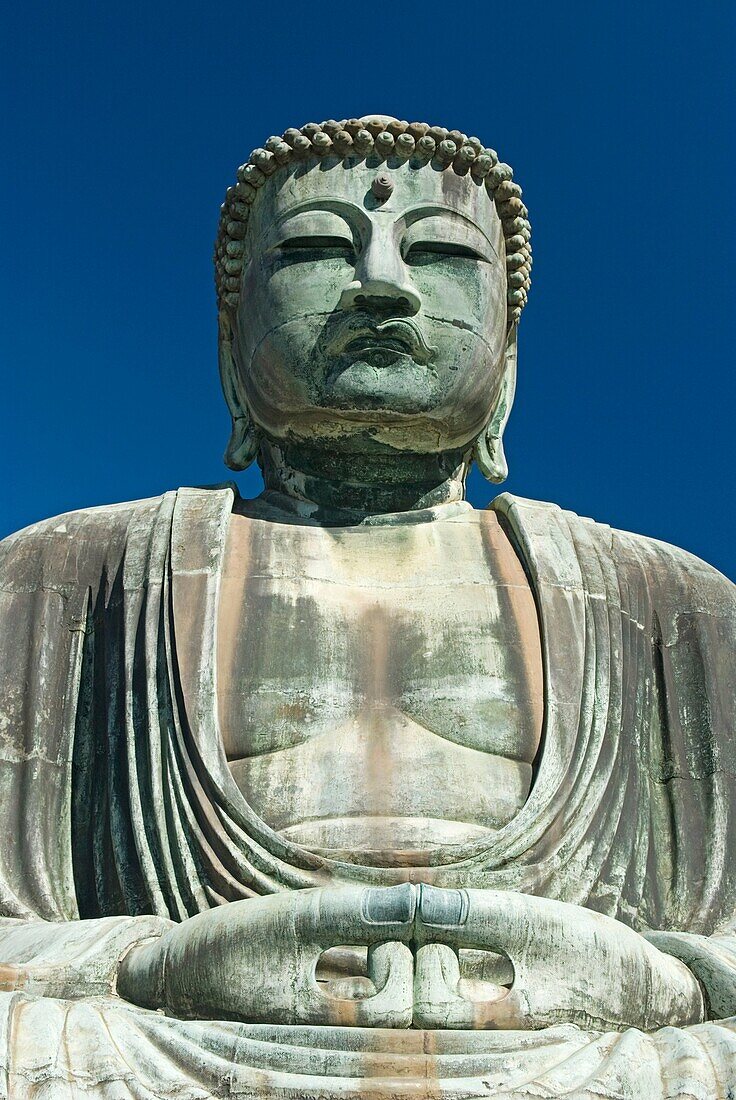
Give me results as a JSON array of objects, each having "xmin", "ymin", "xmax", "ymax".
[{"xmin": 214, "ymin": 116, "xmax": 532, "ymax": 328}]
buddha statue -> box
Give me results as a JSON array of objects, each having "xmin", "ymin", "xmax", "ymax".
[{"xmin": 1, "ymin": 115, "xmax": 735, "ymax": 1099}]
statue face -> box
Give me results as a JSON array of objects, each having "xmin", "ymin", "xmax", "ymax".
[{"xmin": 232, "ymin": 158, "xmax": 509, "ymax": 453}]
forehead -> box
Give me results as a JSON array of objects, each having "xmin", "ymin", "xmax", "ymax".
[{"xmin": 251, "ymin": 157, "xmax": 501, "ymax": 237}]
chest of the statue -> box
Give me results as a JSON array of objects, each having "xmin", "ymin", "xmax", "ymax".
[
  {"xmin": 216, "ymin": 515, "xmax": 543, "ymax": 854},
  {"xmin": 220, "ymin": 566, "xmax": 535, "ymax": 746}
]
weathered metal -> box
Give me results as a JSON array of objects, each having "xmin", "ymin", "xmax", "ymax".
[{"xmin": 0, "ymin": 114, "xmax": 735, "ymax": 1098}]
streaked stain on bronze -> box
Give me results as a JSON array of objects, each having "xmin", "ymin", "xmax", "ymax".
[{"xmin": 217, "ymin": 507, "xmax": 544, "ymax": 869}]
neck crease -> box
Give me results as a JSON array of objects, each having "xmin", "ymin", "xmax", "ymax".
[{"xmin": 258, "ymin": 439, "xmax": 470, "ymax": 524}]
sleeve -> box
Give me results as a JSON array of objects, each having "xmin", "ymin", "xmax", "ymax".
[
  {"xmin": 646, "ymin": 927, "xmax": 736, "ymax": 1021},
  {"xmin": 0, "ymin": 915, "xmax": 173, "ymax": 1000}
]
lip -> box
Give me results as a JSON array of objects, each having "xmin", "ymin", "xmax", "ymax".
[
  {"xmin": 329, "ymin": 316, "xmax": 437, "ymax": 366},
  {"xmin": 344, "ymin": 334, "xmax": 414, "ymax": 357}
]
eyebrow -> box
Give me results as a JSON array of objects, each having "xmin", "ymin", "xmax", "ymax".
[
  {"xmin": 403, "ymin": 205, "xmax": 498, "ymax": 254},
  {"xmin": 273, "ymin": 197, "xmax": 498, "ymax": 256},
  {"xmin": 276, "ymin": 198, "xmax": 369, "ymax": 231}
]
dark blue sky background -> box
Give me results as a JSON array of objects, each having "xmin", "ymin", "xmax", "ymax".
[{"xmin": 2, "ymin": 2, "xmax": 734, "ymax": 577}]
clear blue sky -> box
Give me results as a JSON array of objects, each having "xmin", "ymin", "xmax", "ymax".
[{"xmin": 2, "ymin": 2, "xmax": 734, "ymax": 577}]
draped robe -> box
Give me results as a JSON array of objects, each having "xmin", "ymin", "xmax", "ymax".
[{"xmin": 0, "ymin": 485, "xmax": 735, "ymax": 1098}]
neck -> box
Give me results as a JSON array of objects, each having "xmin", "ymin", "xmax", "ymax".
[{"xmin": 258, "ymin": 439, "xmax": 470, "ymax": 524}]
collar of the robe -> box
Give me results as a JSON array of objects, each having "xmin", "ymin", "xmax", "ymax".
[{"xmin": 166, "ymin": 485, "xmax": 596, "ymax": 893}]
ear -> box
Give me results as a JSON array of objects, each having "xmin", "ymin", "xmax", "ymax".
[
  {"xmin": 473, "ymin": 325, "xmax": 518, "ymax": 484},
  {"xmin": 218, "ymin": 308, "xmax": 259, "ymax": 472}
]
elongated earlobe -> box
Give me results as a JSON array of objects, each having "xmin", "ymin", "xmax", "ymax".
[
  {"xmin": 218, "ymin": 309, "xmax": 259, "ymax": 472},
  {"xmin": 473, "ymin": 326, "xmax": 518, "ymax": 484},
  {"xmin": 225, "ymin": 415, "xmax": 259, "ymax": 472}
]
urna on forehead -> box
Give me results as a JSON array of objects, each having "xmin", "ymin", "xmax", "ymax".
[{"xmin": 214, "ymin": 115, "xmax": 532, "ymax": 329}]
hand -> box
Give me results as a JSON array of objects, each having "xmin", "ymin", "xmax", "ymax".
[
  {"xmin": 117, "ymin": 884, "xmax": 415, "ymax": 1026},
  {"xmin": 413, "ymin": 886, "xmax": 706, "ymax": 1031}
]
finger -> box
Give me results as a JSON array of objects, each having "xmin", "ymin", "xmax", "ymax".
[
  {"xmin": 422, "ymin": 888, "xmax": 575, "ymax": 961},
  {"xmin": 312, "ymin": 941, "xmax": 414, "ymax": 1029},
  {"xmin": 416, "ymin": 886, "xmax": 509, "ymax": 952},
  {"xmin": 413, "ymin": 943, "xmax": 464, "ymax": 1029},
  {"xmin": 413, "ymin": 943, "xmax": 511, "ymax": 1030},
  {"xmin": 310, "ymin": 884, "xmax": 417, "ymax": 948}
]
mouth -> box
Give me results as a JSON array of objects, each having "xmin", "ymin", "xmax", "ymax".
[
  {"xmin": 344, "ymin": 335, "xmax": 412, "ymax": 359},
  {"xmin": 330, "ymin": 317, "xmax": 437, "ymax": 366}
]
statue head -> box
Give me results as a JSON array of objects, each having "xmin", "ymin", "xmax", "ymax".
[{"xmin": 215, "ymin": 117, "xmax": 531, "ymax": 486}]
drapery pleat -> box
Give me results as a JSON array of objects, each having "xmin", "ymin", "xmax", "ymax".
[
  {"xmin": 1, "ymin": 487, "xmax": 735, "ymax": 1098},
  {"xmin": 0, "ymin": 487, "xmax": 733, "ymax": 933}
]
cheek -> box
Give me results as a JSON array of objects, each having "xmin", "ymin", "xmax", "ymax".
[
  {"xmin": 244, "ymin": 255, "xmax": 352, "ymax": 338},
  {"xmin": 426, "ymin": 327, "xmax": 505, "ymax": 434},
  {"xmin": 238, "ymin": 256, "xmax": 353, "ymax": 399},
  {"xmin": 411, "ymin": 260, "xmax": 506, "ymax": 342},
  {"xmin": 415, "ymin": 261, "xmax": 507, "ymax": 384},
  {"xmin": 415, "ymin": 264, "xmax": 508, "ymax": 435},
  {"xmin": 252, "ymin": 315, "xmax": 329, "ymax": 392}
]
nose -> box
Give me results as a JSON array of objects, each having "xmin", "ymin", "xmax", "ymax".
[{"xmin": 339, "ymin": 230, "xmax": 421, "ymax": 316}]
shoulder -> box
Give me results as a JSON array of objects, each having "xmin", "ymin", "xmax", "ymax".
[
  {"xmin": 0, "ymin": 493, "xmax": 173, "ymax": 553},
  {"xmin": 0, "ymin": 493, "xmax": 174, "ymax": 591},
  {"xmin": 0, "ymin": 485, "xmax": 238, "ymax": 592},
  {"xmin": 1, "ymin": 494, "xmax": 170, "ymax": 544},
  {"xmin": 608, "ymin": 525, "xmax": 736, "ymax": 641},
  {"xmin": 581, "ymin": 510, "xmax": 734, "ymax": 617},
  {"xmin": 494, "ymin": 492, "xmax": 735, "ymax": 620}
]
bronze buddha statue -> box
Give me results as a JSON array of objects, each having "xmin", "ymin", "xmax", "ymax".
[{"xmin": 0, "ymin": 115, "xmax": 734, "ymax": 1098}]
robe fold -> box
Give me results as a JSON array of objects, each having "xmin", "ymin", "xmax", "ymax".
[{"xmin": 0, "ymin": 486, "xmax": 735, "ymax": 1098}]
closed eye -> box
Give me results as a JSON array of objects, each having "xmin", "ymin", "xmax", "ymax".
[
  {"xmin": 279, "ymin": 235, "xmax": 355, "ymax": 254},
  {"xmin": 404, "ymin": 241, "xmax": 487, "ymax": 263}
]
